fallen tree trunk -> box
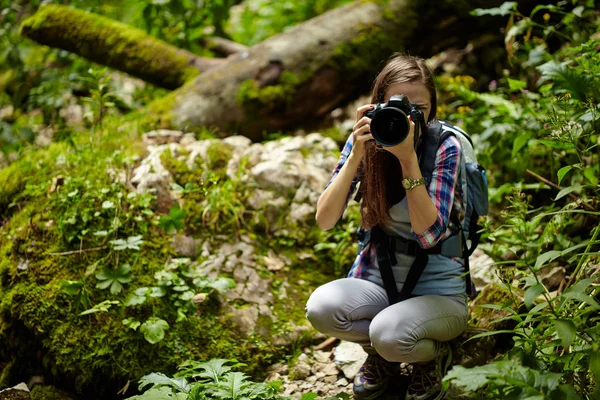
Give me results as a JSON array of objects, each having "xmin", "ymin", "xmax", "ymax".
[
  {"xmin": 202, "ymin": 36, "xmax": 249, "ymax": 57},
  {"xmin": 150, "ymin": 0, "xmax": 511, "ymax": 140},
  {"xmin": 19, "ymin": 4, "xmax": 224, "ymax": 89},
  {"xmin": 21, "ymin": 1, "xmax": 535, "ymax": 140}
]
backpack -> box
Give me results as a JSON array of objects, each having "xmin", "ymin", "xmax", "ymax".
[{"xmin": 359, "ymin": 119, "xmax": 488, "ymax": 303}]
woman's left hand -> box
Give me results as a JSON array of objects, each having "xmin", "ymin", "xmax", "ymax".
[{"xmin": 382, "ymin": 116, "xmax": 417, "ymax": 163}]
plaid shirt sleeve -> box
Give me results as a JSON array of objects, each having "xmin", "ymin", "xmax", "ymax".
[
  {"xmin": 411, "ymin": 135, "xmax": 462, "ymax": 248},
  {"xmin": 325, "ymin": 134, "xmax": 360, "ymax": 207}
]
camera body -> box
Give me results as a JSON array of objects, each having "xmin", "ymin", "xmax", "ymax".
[{"xmin": 364, "ymin": 94, "xmax": 426, "ymax": 147}]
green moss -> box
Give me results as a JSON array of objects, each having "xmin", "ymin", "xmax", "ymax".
[
  {"xmin": 236, "ymin": 71, "xmax": 301, "ymax": 113},
  {"xmin": 30, "ymin": 385, "xmax": 75, "ymax": 400},
  {"xmin": 144, "ymin": 90, "xmax": 177, "ymax": 128},
  {"xmin": 19, "ymin": 5, "xmax": 199, "ymax": 90},
  {"xmin": 206, "ymin": 142, "xmax": 233, "ymax": 177},
  {"xmin": 330, "ymin": 26, "xmax": 399, "ymax": 81}
]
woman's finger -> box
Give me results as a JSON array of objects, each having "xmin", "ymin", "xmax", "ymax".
[
  {"xmin": 356, "ymin": 104, "xmax": 373, "ymax": 122},
  {"xmin": 352, "ymin": 116, "xmax": 372, "ymax": 132},
  {"xmin": 356, "ymin": 133, "xmax": 374, "ymax": 143},
  {"xmin": 353, "ymin": 124, "xmax": 371, "ymax": 137}
]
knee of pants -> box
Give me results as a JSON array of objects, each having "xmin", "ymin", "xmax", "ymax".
[
  {"xmin": 369, "ymin": 316, "xmax": 417, "ymax": 361},
  {"xmin": 305, "ymin": 286, "xmax": 347, "ymax": 334}
]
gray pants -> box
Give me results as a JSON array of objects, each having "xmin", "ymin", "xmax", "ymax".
[{"xmin": 305, "ymin": 278, "xmax": 468, "ymax": 363}]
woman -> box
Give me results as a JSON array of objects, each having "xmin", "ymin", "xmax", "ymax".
[{"xmin": 306, "ymin": 54, "xmax": 468, "ymax": 400}]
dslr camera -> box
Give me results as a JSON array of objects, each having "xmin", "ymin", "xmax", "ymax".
[{"xmin": 364, "ymin": 94, "xmax": 426, "ymax": 147}]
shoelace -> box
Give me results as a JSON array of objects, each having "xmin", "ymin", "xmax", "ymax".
[{"xmin": 362, "ymin": 355, "xmax": 397, "ymax": 382}]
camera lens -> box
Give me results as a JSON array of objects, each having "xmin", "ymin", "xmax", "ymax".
[{"xmin": 371, "ymin": 108, "xmax": 409, "ymax": 146}]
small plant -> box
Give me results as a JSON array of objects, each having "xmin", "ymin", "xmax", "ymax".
[
  {"xmin": 95, "ymin": 264, "xmax": 133, "ymax": 295},
  {"xmin": 159, "ymin": 204, "xmax": 187, "ymax": 233},
  {"xmin": 79, "ymin": 67, "xmax": 118, "ymax": 128}
]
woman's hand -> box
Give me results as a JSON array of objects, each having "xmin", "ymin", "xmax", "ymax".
[
  {"xmin": 350, "ymin": 104, "xmax": 375, "ymax": 160},
  {"xmin": 382, "ymin": 116, "xmax": 417, "ymax": 163}
]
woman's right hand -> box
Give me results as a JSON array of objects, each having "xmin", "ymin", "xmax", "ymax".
[{"xmin": 351, "ymin": 104, "xmax": 375, "ymax": 160}]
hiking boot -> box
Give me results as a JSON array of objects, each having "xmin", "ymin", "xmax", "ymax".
[
  {"xmin": 405, "ymin": 343, "xmax": 452, "ymax": 400},
  {"xmin": 353, "ymin": 354, "xmax": 400, "ymax": 400}
]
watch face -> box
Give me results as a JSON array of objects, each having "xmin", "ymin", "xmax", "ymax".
[{"xmin": 402, "ymin": 179, "xmax": 411, "ymax": 190}]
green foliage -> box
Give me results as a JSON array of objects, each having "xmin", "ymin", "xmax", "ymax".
[
  {"xmin": 444, "ymin": 360, "xmax": 581, "ymax": 399},
  {"xmin": 438, "ymin": 2, "xmax": 600, "ymax": 398},
  {"xmin": 159, "ymin": 204, "xmax": 187, "ymax": 233},
  {"xmin": 78, "ymin": 67, "xmax": 118, "ymax": 128},
  {"xmin": 95, "ymin": 263, "xmax": 133, "ymax": 294},
  {"xmin": 127, "ymin": 358, "xmax": 348, "ymax": 400},
  {"xmin": 140, "ymin": 317, "xmax": 170, "ymax": 344},
  {"xmin": 228, "ymin": 0, "xmax": 353, "ymax": 46}
]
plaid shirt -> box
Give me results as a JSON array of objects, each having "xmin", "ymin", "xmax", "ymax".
[{"xmin": 325, "ymin": 131, "xmax": 464, "ymax": 279}]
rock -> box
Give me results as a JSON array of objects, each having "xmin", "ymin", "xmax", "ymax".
[
  {"xmin": 267, "ymin": 362, "xmax": 289, "ymax": 376},
  {"xmin": 131, "ymin": 144, "xmax": 178, "ymax": 213},
  {"xmin": 228, "ymin": 305, "xmax": 259, "ymax": 334},
  {"xmin": 289, "ymin": 203, "xmax": 315, "ymax": 224},
  {"xmin": 336, "ymin": 377, "xmax": 349, "ymax": 386},
  {"xmin": 34, "ymin": 126, "xmax": 54, "ymax": 148},
  {"xmin": 0, "ymin": 105, "xmax": 14, "ymax": 121},
  {"xmin": 313, "ymin": 350, "xmax": 332, "ymax": 363},
  {"xmin": 469, "ymin": 283, "xmax": 519, "ymax": 332},
  {"xmin": 469, "ymin": 249, "xmax": 499, "ymax": 290},
  {"xmin": 229, "ymin": 265, "xmax": 273, "ymax": 306},
  {"xmin": 0, "ymin": 383, "xmax": 30, "ymax": 400},
  {"xmin": 291, "ymin": 361, "xmax": 312, "ymax": 380},
  {"xmin": 172, "ymin": 235, "xmax": 200, "ymax": 257},
  {"xmin": 540, "ymin": 265, "xmax": 566, "ymax": 291},
  {"xmin": 452, "ymin": 327, "xmax": 497, "ymax": 368},
  {"xmin": 142, "ymin": 129, "xmax": 184, "ymax": 146},
  {"xmin": 334, "ymin": 341, "xmax": 368, "ymax": 380}
]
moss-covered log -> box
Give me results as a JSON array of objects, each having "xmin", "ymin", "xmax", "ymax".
[
  {"xmin": 19, "ymin": 5, "xmax": 224, "ymax": 89},
  {"xmin": 150, "ymin": 0, "xmax": 514, "ymax": 140}
]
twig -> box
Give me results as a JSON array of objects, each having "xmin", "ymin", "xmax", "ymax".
[
  {"xmin": 49, "ymin": 246, "xmax": 106, "ymax": 256},
  {"xmin": 526, "ymin": 169, "xmax": 596, "ymax": 212},
  {"xmin": 313, "ymin": 337, "xmax": 339, "ymax": 352}
]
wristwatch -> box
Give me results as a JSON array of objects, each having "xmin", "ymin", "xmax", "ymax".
[{"xmin": 402, "ymin": 177, "xmax": 425, "ymax": 191}]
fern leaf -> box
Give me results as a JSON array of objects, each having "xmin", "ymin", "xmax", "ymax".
[{"xmin": 537, "ymin": 60, "xmax": 593, "ymax": 102}]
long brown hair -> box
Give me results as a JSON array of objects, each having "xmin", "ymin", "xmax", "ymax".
[{"xmin": 359, "ymin": 53, "xmax": 437, "ymax": 229}]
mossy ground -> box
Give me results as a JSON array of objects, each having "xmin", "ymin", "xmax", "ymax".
[{"xmin": 0, "ymin": 111, "xmax": 347, "ymax": 397}]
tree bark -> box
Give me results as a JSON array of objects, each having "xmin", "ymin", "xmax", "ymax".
[
  {"xmin": 202, "ymin": 36, "xmax": 249, "ymax": 57},
  {"xmin": 150, "ymin": 0, "xmax": 510, "ymax": 140},
  {"xmin": 19, "ymin": 4, "xmax": 224, "ymax": 90}
]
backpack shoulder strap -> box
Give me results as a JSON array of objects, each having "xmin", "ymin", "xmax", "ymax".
[{"xmin": 418, "ymin": 119, "xmax": 455, "ymax": 186}]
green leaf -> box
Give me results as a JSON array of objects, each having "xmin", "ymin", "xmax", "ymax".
[
  {"xmin": 535, "ymin": 250, "xmax": 561, "ymax": 269},
  {"xmin": 508, "ymin": 78, "xmax": 527, "ymax": 91},
  {"xmin": 138, "ymin": 372, "xmax": 190, "ymax": 392},
  {"xmin": 140, "ymin": 317, "xmax": 169, "ymax": 344},
  {"xmin": 512, "ymin": 134, "xmax": 530, "ymax": 158},
  {"xmin": 471, "ymin": 1, "xmax": 515, "ymax": 16},
  {"xmin": 555, "ymin": 319, "xmax": 577, "ymax": 348},
  {"xmin": 61, "ymin": 280, "xmax": 83, "ymax": 296},
  {"xmin": 584, "ymin": 167, "xmax": 598, "ymax": 186},
  {"xmin": 124, "ymin": 386, "xmax": 178, "ymax": 400},
  {"xmin": 537, "ymin": 139, "xmax": 575, "ymax": 149},
  {"xmin": 122, "ymin": 317, "xmax": 141, "ymax": 331},
  {"xmin": 170, "ymin": 204, "xmax": 186, "ymax": 221},
  {"xmin": 557, "ymin": 166, "xmax": 573, "ymax": 185},
  {"xmin": 525, "ymin": 284, "xmax": 546, "ymax": 308},
  {"xmin": 102, "ymin": 200, "xmax": 115, "ymax": 209},
  {"xmin": 590, "ymin": 352, "xmax": 600, "ymax": 380},
  {"xmin": 301, "ymin": 394, "xmax": 319, "ymax": 400},
  {"xmin": 561, "ymin": 291, "xmax": 600, "ymax": 310},
  {"xmin": 125, "ymin": 293, "xmax": 147, "ymax": 306},
  {"xmin": 555, "ymin": 185, "xmax": 578, "ymax": 201}
]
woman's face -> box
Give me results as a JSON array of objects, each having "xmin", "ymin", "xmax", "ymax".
[{"xmin": 384, "ymin": 81, "xmax": 432, "ymax": 123}]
